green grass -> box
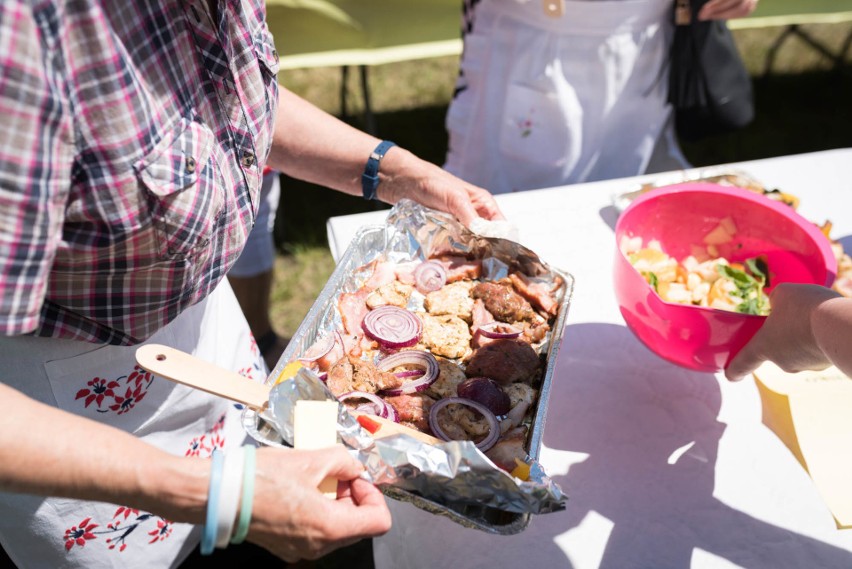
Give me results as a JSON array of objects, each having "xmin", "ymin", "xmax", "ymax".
[{"xmin": 271, "ymin": 22, "xmax": 852, "ymax": 342}]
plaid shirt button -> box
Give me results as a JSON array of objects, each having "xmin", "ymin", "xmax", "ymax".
[
  {"xmin": 241, "ymin": 152, "xmax": 256, "ymax": 168},
  {"xmin": 185, "ymin": 157, "xmax": 197, "ymax": 173}
]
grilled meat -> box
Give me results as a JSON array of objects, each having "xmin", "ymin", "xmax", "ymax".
[
  {"xmin": 326, "ymin": 355, "xmax": 402, "ymax": 396},
  {"xmin": 465, "ymin": 339, "xmax": 541, "ymax": 385},
  {"xmin": 471, "ymin": 280, "xmax": 537, "ymax": 323}
]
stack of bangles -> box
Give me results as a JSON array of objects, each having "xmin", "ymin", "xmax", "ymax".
[{"xmin": 201, "ymin": 444, "xmax": 257, "ymax": 554}]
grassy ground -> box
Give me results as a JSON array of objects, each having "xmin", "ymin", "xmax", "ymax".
[
  {"xmin": 270, "ymin": 22, "xmax": 852, "ymax": 343},
  {"xmin": 266, "ymin": 23, "xmax": 852, "ymax": 569}
]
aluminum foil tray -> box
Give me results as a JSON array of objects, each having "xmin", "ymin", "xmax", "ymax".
[{"xmin": 242, "ymin": 203, "xmax": 574, "ymax": 535}]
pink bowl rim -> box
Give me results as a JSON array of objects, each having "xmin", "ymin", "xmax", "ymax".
[{"xmin": 615, "ymin": 182, "xmax": 838, "ymax": 317}]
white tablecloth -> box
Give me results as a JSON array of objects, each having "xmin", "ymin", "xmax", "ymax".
[{"xmin": 326, "ymin": 149, "xmax": 852, "ymax": 569}]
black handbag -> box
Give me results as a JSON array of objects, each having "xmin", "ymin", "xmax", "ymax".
[{"xmin": 668, "ymin": 0, "xmax": 755, "ymax": 142}]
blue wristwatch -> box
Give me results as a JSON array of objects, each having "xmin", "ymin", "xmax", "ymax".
[{"xmin": 361, "ymin": 140, "xmax": 397, "ymax": 200}]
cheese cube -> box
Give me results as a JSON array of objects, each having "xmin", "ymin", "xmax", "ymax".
[{"xmin": 294, "ymin": 400, "xmax": 339, "ymax": 498}]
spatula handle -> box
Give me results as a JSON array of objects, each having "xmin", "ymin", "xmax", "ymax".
[{"xmin": 136, "ymin": 344, "xmax": 271, "ymax": 410}]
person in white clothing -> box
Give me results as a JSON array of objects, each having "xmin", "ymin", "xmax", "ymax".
[{"xmin": 443, "ymin": 0, "xmax": 758, "ymax": 194}]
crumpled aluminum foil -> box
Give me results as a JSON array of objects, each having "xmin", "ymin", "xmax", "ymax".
[
  {"xmin": 266, "ymin": 366, "xmax": 566, "ymax": 516},
  {"xmin": 244, "ymin": 199, "xmax": 573, "ymax": 531}
]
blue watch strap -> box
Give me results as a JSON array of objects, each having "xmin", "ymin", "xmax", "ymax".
[{"xmin": 361, "ymin": 140, "xmax": 397, "ymax": 200}]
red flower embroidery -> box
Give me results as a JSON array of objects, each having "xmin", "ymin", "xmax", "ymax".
[
  {"xmin": 186, "ymin": 414, "xmax": 228, "ymax": 456},
  {"xmin": 75, "ymin": 365, "xmax": 155, "ymax": 416},
  {"xmin": 114, "ymin": 506, "xmax": 140, "ymax": 520},
  {"xmin": 126, "ymin": 365, "xmax": 154, "ymax": 389},
  {"xmin": 75, "ymin": 377, "xmax": 119, "ymax": 409},
  {"xmin": 186, "ymin": 434, "xmax": 210, "ymax": 457},
  {"xmin": 108, "ymin": 384, "xmax": 148, "ymax": 415},
  {"xmin": 64, "ymin": 517, "xmax": 98, "ymax": 551},
  {"xmin": 148, "ymin": 519, "xmax": 173, "ymax": 543},
  {"xmin": 210, "ymin": 413, "xmax": 226, "ymax": 434},
  {"xmin": 209, "ymin": 432, "xmax": 226, "ymax": 453},
  {"xmin": 64, "ymin": 509, "xmax": 171, "ymax": 554}
]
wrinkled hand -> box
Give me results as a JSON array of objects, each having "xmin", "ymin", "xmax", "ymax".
[
  {"xmin": 379, "ymin": 148, "xmax": 505, "ymax": 227},
  {"xmin": 247, "ymin": 445, "xmax": 391, "ymax": 563},
  {"xmin": 698, "ymin": 0, "xmax": 758, "ymax": 21},
  {"xmin": 725, "ymin": 283, "xmax": 841, "ymax": 381}
]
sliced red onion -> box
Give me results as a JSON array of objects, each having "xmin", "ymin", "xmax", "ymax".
[
  {"xmin": 362, "ymin": 305, "xmax": 422, "ymax": 349},
  {"xmin": 413, "ymin": 260, "xmax": 447, "ymax": 294},
  {"xmin": 395, "ymin": 370, "xmax": 425, "ymax": 379},
  {"xmin": 298, "ymin": 332, "xmax": 337, "ymax": 364},
  {"xmin": 355, "ymin": 403, "xmax": 399, "ymax": 423},
  {"xmin": 338, "ymin": 391, "xmax": 399, "ymax": 422},
  {"xmin": 339, "ymin": 390, "xmax": 385, "ymax": 410},
  {"xmin": 457, "ymin": 376, "xmax": 511, "ymax": 416},
  {"xmin": 477, "ymin": 322, "xmax": 522, "ymax": 340},
  {"xmin": 428, "ymin": 397, "xmax": 500, "ymax": 452},
  {"xmin": 377, "ymin": 350, "xmax": 439, "ymax": 395},
  {"xmin": 355, "ymin": 403, "xmax": 379, "ymax": 415},
  {"xmin": 385, "ymin": 405, "xmax": 400, "ymax": 422}
]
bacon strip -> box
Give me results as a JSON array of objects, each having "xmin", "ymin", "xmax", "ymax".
[
  {"xmin": 432, "ymin": 255, "xmax": 483, "ymax": 282},
  {"xmin": 508, "ymin": 272, "xmax": 562, "ymax": 316},
  {"xmin": 338, "ymin": 288, "xmax": 369, "ymax": 336}
]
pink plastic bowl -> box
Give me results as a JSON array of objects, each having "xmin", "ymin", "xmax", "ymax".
[{"xmin": 613, "ymin": 182, "xmax": 837, "ymax": 372}]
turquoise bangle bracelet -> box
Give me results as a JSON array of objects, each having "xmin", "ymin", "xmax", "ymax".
[
  {"xmin": 201, "ymin": 449, "xmax": 225, "ymax": 555},
  {"xmin": 230, "ymin": 445, "xmax": 256, "ymax": 545}
]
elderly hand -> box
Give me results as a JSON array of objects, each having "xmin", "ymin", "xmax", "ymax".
[
  {"xmin": 247, "ymin": 445, "xmax": 391, "ymax": 563},
  {"xmin": 698, "ymin": 0, "xmax": 758, "ymax": 21},
  {"xmin": 725, "ymin": 284, "xmax": 843, "ymax": 381},
  {"xmin": 378, "ymin": 146, "xmax": 505, "ymax": 227}
]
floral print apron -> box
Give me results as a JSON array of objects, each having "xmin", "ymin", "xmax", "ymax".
[{"xmin": 0, "ymin": 280, "xmax": 266, "ymax": 568}]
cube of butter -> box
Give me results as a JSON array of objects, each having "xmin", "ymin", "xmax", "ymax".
[{"xmin": 294, "ymin": 400, "xmax": 339, "ymax": 498}]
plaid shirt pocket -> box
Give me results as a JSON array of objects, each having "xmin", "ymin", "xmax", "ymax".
[
  {"xmin": 253, "ymin": 21, "xmax": 280, "ymax": 78},
  {"xmin": 135, "ymin": 118, "xmax": 222, "ymax": 260}
]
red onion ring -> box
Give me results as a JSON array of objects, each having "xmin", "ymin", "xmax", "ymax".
[
  {"xmin": 413, "ymin": 260, "xmax": 447, "ymax": 294},
  {"xmin": 386, "ymin": 405, "xmax": 400, "ymax": 422},
  {"xmin": 395, "ymin": 370, "xmax": 425, "ymax": 379},
  {"xmin": 377, "ymin": 350, "xmax": 439, "ymax": 395},
  {"xmin": 298, "ymin": 331, "xmax": 338, "ymax": 364},
  {"xmin": 428, "ymin": 397, "xmax": 500, "ymax": 452},
  {"xmin": 362, "ymin": 305, "xmax": 422, "ymax": 349},
  {"xmin": 477, "ymin": 322, "xmax": 522, "ymax": 340},
  {"xmin": 338, "ymin": 391, "xmax": 399, "ymax": 422}
]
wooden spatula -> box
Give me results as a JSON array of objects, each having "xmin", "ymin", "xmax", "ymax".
[
  {"xmin": 136, "ymin": 344, "xmax": 272, "ymax": 410},
  {"xmin": 135, "ymin": 343, "xmax": 440, "ymax": 445}
]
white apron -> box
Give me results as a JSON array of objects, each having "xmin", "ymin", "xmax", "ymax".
[
  {"xmin": 444, "ymin": 0, "xmax": 688, "ymax": 194},
  {"xmin": 0, "ymin": 280, "xmax": 266, "ymax": 569}
]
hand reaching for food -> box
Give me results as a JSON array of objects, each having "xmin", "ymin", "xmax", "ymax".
[{"xmin": 247, "ymin": 445, "xmax": 391, "ymax": 563}]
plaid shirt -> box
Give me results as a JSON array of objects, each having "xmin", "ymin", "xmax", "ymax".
[{"xmin": 0, "ymin": 0, "xmax": 279, "ymax": 345}]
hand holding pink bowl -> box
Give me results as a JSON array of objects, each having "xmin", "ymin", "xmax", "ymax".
[{"xmin": 613, "ymin": 182, "xmax": 837, "ymax": 372}]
